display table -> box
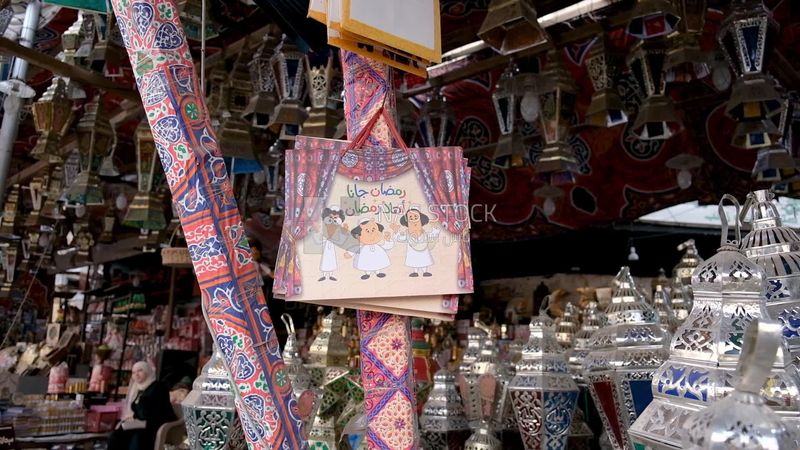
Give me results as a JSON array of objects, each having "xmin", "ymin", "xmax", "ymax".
[{"xmin": 16, "ymin": 432, "xmax": 110, "ymax": 449}]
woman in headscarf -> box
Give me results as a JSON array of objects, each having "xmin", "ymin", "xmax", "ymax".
[{"xmin": 107, "ymin": 361, "xmax": 176, "ymax": 450}]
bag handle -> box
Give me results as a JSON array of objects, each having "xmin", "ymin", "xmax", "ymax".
[{"xmin": 345, "ymin": 104, "xmax": 409, "ymax": 152}]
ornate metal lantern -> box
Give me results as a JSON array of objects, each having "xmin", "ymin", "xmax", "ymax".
[
  {"xmin": 491, "ymin": 64, "xmax": 520, "ymax": 168},
  {"xmin": 628, "ymin": 40, "xmax": 683, "ymax": 141},
  {"xmin": 269, "ymin": 35, "xmax": 307, "ymax": 128},
  {"xmin": 418, "ymin": 89, "xmax": 456, "ymax": 147},
  {"xmin": 629, "ymin": 195, "xmax": 800, "ymax": 449},
  {"xmin": 535, "ymin": 51, "xmax": 579, "ymax": 186},
  {"xmin": 717, "ymin": 0, "xmax": 782, "ymax": 122},
  {"xmin": 122, "ymin": 123, "xmax": 166, "ymax": 231},
  {"xmin": 457, "ymin": 325, "xmax": 513, "ymax": 430},
  {"xmin": 682, "ymin": 319, "xmax": 800, "ymax": 450},
  {"xmin": 555, "ymin": 302, "xmax": 579, "ymax": 348},
  {"xmin": 303, "ymin": 54, "xmax": 342, "ymax": 138},
  {"xmin": 420, "ymin": 368, "xmax": 471, "ymax": 449},
  {"xmin": 567, "ymin": 301, "xmax": 606, "ymax": 383},
  {"xmin": 242, "ymin": 33, "xmax": 277, "ymax": 128},
  {"xmin": 478, "ymin": 0, "xmax": 548, "ymax": 56},
  {"xmin": 464, "ymin": 420, "xmax": 501, "ymax": 450},
  {"xmin": 509, "ymin": 312, "xmax": 579, "ymax": 450},
  {"xmin": 751, "ymin": 98, "xmax": 795, "ymax": 181},
  {"xmin": 583, "ymin": 266, "xmax": 670, "ymax": 450},
  {"xmin": 457, "ymin": 320, "xmax": 490, "ymax": 425},
  {"xmin": 627, "ymin": 0, "xmax": 681, "ymax": 40},
  {"xmin": 652, "ymin": 283, "xmax": 678, "ymax": 333},
  {"xmin": 280, "ymin": 314, "xmax": 318, "ymax": 434},
  {"xmin": 182, "ymin": 346, "xmax": 247, "ymax": 450},
  {"xmin": 670, "ymin": 239, "xmax": 703, "ymax": 322},
  {"xmin": 0, "ymin": 242, "xmax": 17, "ymax": 298},
  {"xmin": 585, "ymin": 37, "xmax": 627, "ymax": 128},
  {"xmin": 66, "ymin": 96, "xmax": 112, "ymax": 206},
  {"xmin": 0, "ymin": 185, "xmax": 19, "ymax": 239},
  {"xmin": 664, "ymin": 0, "xmax": 710, "ymax": 83},
  {"xmin": 732, "ymin": 118, "xmax": 780, "ymax": 150},
  {"xmin": 741, "ymin": 189, "xmax": 800, "ymax": 365},
  {"xmin": 217, "ymin": 48, "xmax": 256, "ymax": 160},
  {"xmin": 30, "ymin": 77, "xmax": 73, "ymax": 163}
]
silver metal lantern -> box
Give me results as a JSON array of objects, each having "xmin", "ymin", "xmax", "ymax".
[
  {"xmin": 420, "ymin": 368, "xmax": 471, "ymax": 450},
  {"xmin": 567, "ymin": 301, "xmax": 606, "ymax": 384},
  {"xmin": 741, "ymin": 189, "xmax": 800, "ymax": 365},
  {"xmin": 555, "ymin": 302, "xmax": 579, "ymax": 349},
  {"xmin": 457, "ymin": 320, "xmax": 490, "ymax": 425},
  {"xmin": 281, "ymin": 314, "xmax": 318, "ymax": 435},
  {"xmin": 629, "ymin": 195, "xmax": 800, "ymax": 449},
  {"xmin": 509, "ymin": 310, "xmax": 579, "ymax": 450},
  {"xmin": 670, "ymin": 239, "xmax": 704, "ymax": 323},
  {"xmin": 682, "ymin": 319, "xmax": 799, "ymax": 450},
  {"xmin": 464, "ymin": 420, "xmax": 501, "ymax": 450},
  {"xmin": 418, "ymin": 89, "xmax": 456, "ymax": 147},
  {"xmin": 583, "ymin": 266, "xmax": 670, "ymax": 450},
  {"xmin": 652, "ymin": 283, "xmax": 678, "ymax": 333}
]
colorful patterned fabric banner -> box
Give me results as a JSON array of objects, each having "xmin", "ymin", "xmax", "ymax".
[
  {"xmin": 341, "ymin": 52, "xmax": 420, "ymax": 449},
  {"xmin": 109, "ymin": 1, "xmax": 306, "ymax": 448}
]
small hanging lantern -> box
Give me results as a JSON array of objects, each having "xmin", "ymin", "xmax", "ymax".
[
  {"xmin": 182, "ymin": 346, "xmax": 248, "ymax": 450},
  {"xmin": 0, "ymin": 185, "xmax": 19, "ymax": 239},
  {"xmin": 585, "ymin": 37, "xmax": 627, "ymax": 128},
  {"xmin": 583, "ymin": 267, "xmax": 670, "ymax": 450},
  {"xmin": 492, "ymin": 64, "xmax": 524, "ymax": 168},
  {"xmin": 98, "ymin": 211, "xmax": 115, "ymax": 244},
  {"xmin": 303, "ymin": 53, "xmax": 343, "ymax": 138},
  {"xmin": 626, "ymin": 0, "xmax": 681, "ymax": 40},
  {"xmin": 629, "ymin": 195, "xmax": 800, "ymax": 449},
  {"xmin": 269, "ymin": 35, "xmax": 307, "ymax": 128},
  {"xmin": 0, "ymin": 243, "xmax": 17, "ymax": 298},
  {"xmin": 22, "ymin": 172, "xmax": 48, "ymax": 228},
  {"xmin": 280, "ymin": 314, "xmax": 319, "ymax": 436},
  {"xmin": 628, "ymin": 40, "xmax": 683, "ymax": 141},
  {"xmin": 665, "ymin": 153, "xmax": 703, "ymax": 190},
  {"xmin": 682, "ymin": 319, "xmax": 798, "ymax": 450},
  {"xmin": 752, "ymin": 98, "xmax": 795, "ymax": 181},
  {"xmin": 733, "ymin": 118, "xmax": 780, "ymax": 150},
  {"xmin": 555, "ymin": 302, "xmax": 579, "ymax": 348},
  {"xmin": 457, "ymin": 319, "xmax": 491, "ymax": 425},
  {"xmin": 418, "ymin": 89, "xmax": 456, "ymax": 147},
  {"xmin": 41, "ymin": 166, "xmax": 65, "ymax": 221},
  {"xmin": 717, "ymin": 0, "xmax": 782, "ymax": 121},
  {"xmin": 534, "ymin": 51, "xmax": 579, "ymax": 186},
  {"xmin": 67, "ymin": 96, "xmax": 113, "ymax": 206},
  {"xmin": 74, "ymin": 222, "xmax": 95, "ymax": 263},
  {"xmin": 478, "ymin": 0, "xmax": 548, "ymax": 56},
  {"xmin": 509, "ymin": 306, "xmax": 579, "ymax": 450},
  {"xmin": 217, "ymin": 49, "xmax": 257, "ymax": 160},
  {"xmin": 420, "ymin": 368, "xmax": 471, "ymax": 450},
  {"xmin": 664, "ymin": 0, "xmax": 710, "ymax": 83},
  {"xmin": 243, "ymin": 33, "xmax": 278, "ymax": 128},
  {"xmin": 122, "ymin": 123, "xmax": 166, "ymax": 231},
  {"xmin": 30, "ymin": 77, "xmax": 74, "ymax": 163}
]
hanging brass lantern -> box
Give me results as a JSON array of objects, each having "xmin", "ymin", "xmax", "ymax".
[
  {"xmin": 628, "ymin": 40, "xmax": 683, "ymax": 141},
  {"xmin": 418, "ymin": 89, "xmax": 456, "ymax": 147},
  {"xmin": 492, "ymin": 64, "xmax": 524, "ymax": 168},
  {"xmin": 66, "ymin": 96, "xmax": 113, "ymax": 206},
  {"xmin": 99, "ymin": 211, "xmax": 115, "ymax": 244},
  {"xmin": 585, "ymin": 37, "xmax": 627, "ymax": 128},
  {"xmin": 626, "ymin": 0, "xmax": 681, "ymax": 40},
  {"xmin": 303, "ymin": 54, "xmax": 343, "ymax": 138},
  {"xmin": 122, "ymin": 123, "xmax": 166, "ymax": 231},
  {"xmin": 22, "ymin": 170, "xmax": 49, "ymax": 228},
  {"xmin": 752, "ymin": 98, "xmax": 796, "ymax": 181},
  {"xmin": 41, "ymin": 166, "xmax": 65, "ymax": 221},
  {"xmin": 733, "ymin": 118, "xmax": 780, "ymax": 150},
  {"xmin": 0, "ymin": 242, "xmax": 17, "ymax": 298},
  {"xmin": 218, "ymin": 48, "xmax": 257, "ymax": 160},
  {"xmin": 243, "ymin": 33, "xmax": 278, "ymax": 128},
  {"xmin": 269, "ymin": 36, "xmax": 307, "ymax": 129},
  {"xmin": 717, "ymin": 0, "xmax": 782, "ymax": 121},
  {"xmin": 534, "ymin": 51, "xmax": 579, "ymax": 186},
  {"xmin": 478, "ymin": 0, "xmax": 548, "ymax": 56},
  {"xmin": 30, "ymin": 77, "xmax": 74, "ymax": 163},
  {"xmin": 0, "ymin": 185, "xmax": 19, "ymax": 239},
  {"xmin": 664, "ymin": 0, "xmax": 710, "ymax": 83}
]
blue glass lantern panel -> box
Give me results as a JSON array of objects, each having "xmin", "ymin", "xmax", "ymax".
[{"xmin": 628, "ymin": 379, "xmax": 655, "ymax": 418}]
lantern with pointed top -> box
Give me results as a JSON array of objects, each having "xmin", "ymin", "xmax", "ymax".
[
  {"xmin": 303, "ymin": 54, "xmax": 343, "ymax": 138},
  {"xmin": 741, "ymin": 190, "xmax": 800, "ymax": 365},
  {"xmin": 269, "ymin": 36, "xmax": 307, "ymax": 129},
  {"xmin": 280, "ymin": 314, "xmax": 319, "ymax": 437},
  {"xmin": 717, "ymin": 0, "xmax": 782, "ymax": 121},
  {"xmin": 652, "ymin": 283, "xmax": 678, "ymax": 333},
  {"xmin": 30, "ymin": 77, "xmax": 73, "ymax": 163},
  {"xmin": 752, "ymin": 98, "xmax": 796, "ymax": 181},
  {"xmin": 535, "ymin": 52, "xmax": 579, "ymax": 185},
  {"xmin": 419, "ymin": 89, "xmax": 456, "ymax": 147},
  {"xmin": 243, "ymin": 33, "xmax": 278, "ymax": 128},
  {"xmin": 628, "ymin": 40, "xmax": 683, "ymax": 141},
  {"xmin": 478, "ymin": 0, "xmax": 548, "ymax": 56},
  {"xmin": 627, "ymin": 0, "xmax": 681, "ymax": 40},
  {"xmin": 555, "ymin": 302, "xmax": 579, "ymax": 348},
  {"xmin": 122, "ymin": 123, "xmax": 166, "ymax": 231},
  {"xmin": 491, "ymin": 64, "xmax": 519, "ymax": 168},
  {"xmin": 671, "ymin": 239, "xmax": 703, "ymax": 322},
  {"xmin": 585, "ymin": 37, "xmax": 627, "ymax": 128},
  {"xmin": 509, "ymin": 309, "xmax": 579, "ymax": 450},
  {"xmin": 630, "ymin": 195, "xmax": 800, "ymax": 449},
  {"xmin": 583, "ymin": 267, "xmax": 670, "ymax": 450},
  {"xmin": 567, "ymin": 302, "xmax": 606, "ymax": 384},
  {"xmin": 66, "ymin": 96, "xmax": 112, "ymax": 206},
  {"xmin": 457, "ymin": 320, "xmax": 493, "ymax": 426},
  {"xmin": 420, "ymin": 368, "xmax": 471, "ymax": 450}
]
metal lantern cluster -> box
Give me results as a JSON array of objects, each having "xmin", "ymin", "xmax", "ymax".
[
  {"xmin": 583, "ymin": 266, "xmax": 670, "ymax": 450},
  {"xmin": 122, "ymin": 122, "xmax": 166, "ymax": 231},
  {"xmin": 629, "ymin": 195, "xmax": 800, "ymax": 449},
  {"xmin": 740, "ymin": 189, "xmax": 800, "ymax": 365},
  {"xmin": 509, "ymin": 312, "xmax": 578, "ymax": 450},
  {"xmin": 181, "ymin": 346, "xmax": 247, "ymax": 450},
  {"xmin": 420, "ymin": 368, "xmax": 471, "ymax": 450}
]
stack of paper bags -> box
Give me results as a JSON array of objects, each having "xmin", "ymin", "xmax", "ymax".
[{"xmin": 308, "ymin": 0, "xmax": 441, "ymax": 77}]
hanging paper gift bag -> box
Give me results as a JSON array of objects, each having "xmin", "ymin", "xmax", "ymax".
[{"xmin": 274, "ymin": 106, "xmax": 472, "ymax": 317}]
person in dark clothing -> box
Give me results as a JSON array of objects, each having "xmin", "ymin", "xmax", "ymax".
[{"xmin": 108, "ymin": 361, "xmax": 176, "ymax": 450}]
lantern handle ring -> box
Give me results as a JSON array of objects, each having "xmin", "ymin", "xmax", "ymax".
[
  {"xmin": 736, "ymin": 318, "xmax": 782, "ymax": 394},
  {"xmin": 281, "ymin": 313, "xmax": 295, "ymax": 335},
  {"xmin": 718, "ymin": 194, "xmax": 741, "ymax": 249}
]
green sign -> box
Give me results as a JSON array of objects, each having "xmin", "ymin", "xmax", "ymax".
[{"xmin": 44, "ymin": 0, "xmax": 108, "ymax": 13}]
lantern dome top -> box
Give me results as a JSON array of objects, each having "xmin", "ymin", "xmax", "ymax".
[
  {"xmin": 692, "ymin": 195, "xmax": 765, "ymax": 296},
  {"xmin": 740, "ymin": 190, "xmax": 800, "ymax": 279}
]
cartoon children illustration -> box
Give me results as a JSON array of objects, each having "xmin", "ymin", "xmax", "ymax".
[
  {"xmin": 391, "ymin": 206, "xmax": 440, "ymax": 277},
  {"xmin": 349, "ymin": 217, "xmax": 395, "ymax": 280},
  {"xmin": 310, "ymin": 206, "xmax": 359, "ymax": 281}
]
